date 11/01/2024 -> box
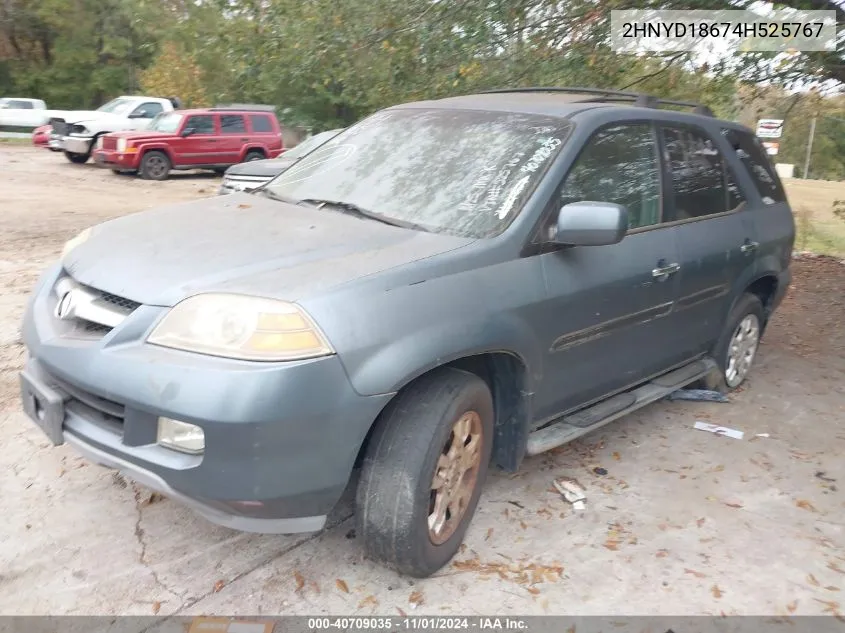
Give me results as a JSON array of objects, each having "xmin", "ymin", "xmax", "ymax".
[{"xmin": 308, "ymin": 617, "xmax": 529, "ymax": 630}]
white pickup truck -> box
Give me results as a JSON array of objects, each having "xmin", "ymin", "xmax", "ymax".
[
  {"xmin": 50, "ymin": 95, "xmax": 180, "ymax": 164},
  {"xmin": 0, "ymin": 98, "xmax": 50, "ymax": 129}
]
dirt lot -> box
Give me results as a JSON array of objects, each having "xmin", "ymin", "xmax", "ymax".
[{"xmin": 1, "ymin": 145, "xmax": 844, "ymax": 617}]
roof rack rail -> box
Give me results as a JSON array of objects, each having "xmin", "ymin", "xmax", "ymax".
[
  {"xmin": 211, "ymin": 104, "xmax": 277, "ymax": 112},
  {"xmin": 478, "ymin": 87, "xmax": 714, "ymax": 117}
]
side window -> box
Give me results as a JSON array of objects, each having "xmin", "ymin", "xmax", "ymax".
[
  {"xmin": 131, "ymin": 102, "xmax": 163, "ymax": 119},
  {"xmin": 662, "ymin": 126, "xmax": 737, "ymax": 220},
  {"xmin": 249, "ymin": 114, "xmax": 273, "ymax": 133},
  {"xmin": 185, "ymin": 115, "xmax": 215, "ymax": 134},
  {"xmin": 722, "ymin": 128, "xmax": 786, "ymax": 205},
  {"xmin": 559, "ymin": 123, "xmax": 661, "ymax": 230},
  {"xmin": 221, "ymin": 115, "xmax": 246, "ymax": 134},
  {"xmin": 9, "ymin": 100, "xmax": 33, "ymax": 109}
]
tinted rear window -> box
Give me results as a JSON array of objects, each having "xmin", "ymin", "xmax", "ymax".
[
  {"xmin": 721, "ymin": 128, "xmax": 786, "ymax": 204},
  {"xmin": 250, "ymin": 115, "xmax": 273, "ymax": 133},
  {"xmin": 221, "ymin": 115, "xmax": 246, "ymax": 134}
]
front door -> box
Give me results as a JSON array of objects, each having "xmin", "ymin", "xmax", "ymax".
[
  {"xmin": 659, "ymin": 124, "xmax": 757, "ymax": 359},
  {"xmin": 532, "ymin": 122, "xmax": 682, "ymax": 423},
  {"xmin": 173, "ymin": 114, "xmax": 220, "ymax": 166}
]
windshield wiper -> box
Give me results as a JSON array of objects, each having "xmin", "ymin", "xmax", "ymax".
[
  {"xmin": 297, "ymin": 198, "xmax": 428, "ymax": 232},
  {"xmin": 258, "ymin": 188, "xmax": 298, "ymax": 203}
]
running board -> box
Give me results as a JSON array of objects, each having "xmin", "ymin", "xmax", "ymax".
[{"xmin": 526, "ymin": 357, "xmax": 717, "ymax": 456}]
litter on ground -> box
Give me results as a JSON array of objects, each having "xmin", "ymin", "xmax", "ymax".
[
  {"xmin": 694, "ymin": 421, "xmax": 744, "ymax": 440},
  {"xmin": 553, "ymin": 477, "xmax": 587, "ymax": 510}
]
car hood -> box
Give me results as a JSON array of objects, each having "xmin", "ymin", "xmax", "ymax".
[
  {"xmin": 63, "ymin": 193, "xmax": 474, "ymax": 306},
  {"xmin": 105, "ymin": 130, "xmax": 172, "ymax": 142},
  {"xmin": 51, "ymin": 111, "xmax": 124, "ymax": 124},
  {"xmin": 225, "ymin": 156, "xmax": 297, "ymax": 178}
]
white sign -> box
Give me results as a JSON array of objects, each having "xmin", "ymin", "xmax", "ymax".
[
  {"xmin": 757, "ymin": 119, "xmax": 784, "ymax": 139},
  {"xmin": 762, "ymin": 141, "xmax": 780, "ymax": 155}
]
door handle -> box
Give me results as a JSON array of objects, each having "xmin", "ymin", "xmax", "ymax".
[
  {"xmin": 240, "ymin": 137, "xmax": 248, "ymax": 142},
  {"xmin": 740, "ymin": 240, "xmax": 759, "ymax": 254},
  {"xmin": 652, "ymin": 261, "xmax": 681, "ymax": 279}
]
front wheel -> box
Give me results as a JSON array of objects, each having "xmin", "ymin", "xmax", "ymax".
[
  {"xmin": 356, "ymin": 368, "xmax": 494, "ymax": 578},
  {"xmin": 244, "ymin": 150, "xmax": 265, "ymax": 162},
  {"xmin": 701, "ymin": 293, "xmax": 765, "ymax": 392},
  {"xmin": 64, "ymin": 151, "xmax": 90, "ymax": 164},
  {"xmin": 139, "ymin": 150, "xmax": 171, "ymax": 181}
]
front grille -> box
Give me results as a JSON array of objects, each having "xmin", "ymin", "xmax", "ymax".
[
  {"xmin": 70, "ymin": 124, "xmax": 87, "ymax": 134},
  {"xmin": 51, "ymin": 373, "xmax": 125, "ymax": 435},
  {"xmin": 50, "ymin": 118, "xmax": 69, "ymax": 135},
  {"xmin": 99, "ymin": 291, "xmax": 141, "ymax": 312},
  {"xmin": 102, "ymin": 136, "xmax": 117, "ymax": 151}
]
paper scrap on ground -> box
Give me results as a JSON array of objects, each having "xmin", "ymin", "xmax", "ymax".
[
  {"xmin": 554, "ymin": 477, "xmax": 586, "ymax": 510},
  {"xmin": 694, "ymin": 421, "xmax": 744, "ymax": 440},
  {"xmin": 668, "ymin": 389, "xmax": 730, "ymax": 403}
]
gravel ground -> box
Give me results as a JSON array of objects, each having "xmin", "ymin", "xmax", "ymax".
[{"xmin": 1, "ymin": 146, "xmax": 844, "ymax": 618}]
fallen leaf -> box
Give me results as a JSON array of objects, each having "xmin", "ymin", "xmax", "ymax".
[
  {"xmin": 309, "ymin": 581, "xmax": 321, "ymax": 594},
  {"xmin": 685, "ymin": 568, "xmax": 707, "ymax": 579},
  {"xmin": 705, "ymin": 495, "xmax": 717, "ymax": 502},
  {"xmin": 808, "ymin": 574, "xmax": 821, "ymax": 587},
  {"xmin": 397, "ymin": 608, "xmax": 407, "ymax": 616},
  {"xmin": 827, "ymin": 586, "xmax": 842, "ymax": 592},
  {"xmin": 358, "ymin": 595, "xmax": 378, "ymax": 609},
  {"xmin": 796, "ymin": 499, "xmax": 818, "ymax": 513},
  {"xmin": 213, "ymin": 579, "xmax": 225, "ymax": 593},
  {"xmin": 527, "ymin": 586, "xmax": 541, "ymax": 595},
  {"xmin": 519, "ymin": 521, "xmax": 528, "ymax": 530},
  {"xmin": 612, "ymin": 452, "xmax": 621, "ymax": 461},
  {"xmin": 711, "ymin": 585, "xmax": 723, "ymax": 599},
  {"xmin": 237, "ymin": 203, "xmax": 252, "ymax": 209},
  {"xmin": 696, "ymin": 518, "xmax": 706, "ymax": 527},
  {"xmin": 656, "ymin": 549, "xmax": 669, "ymax": 558},
  {"xmin": 335, "ymin": 579, "xmax": 349, "ymax": 593},
  {"xmin": 829, "ymin": 562, "xmax": 845, "ymax": 575},
  {"xmin": 409, "ymin": 590, "xmax": 424, "ymax": 606},
  {"xmin": 604, "ymin": 539, "xmax": 620, "ymax": 551},
  {"xmin": 787, "ymin": 600, "xmax": 798, "ymax": 613},
  {"xmin": 724, "ymin": 502, "xmax": 744, "ymax": 509},
  {"xmin": 485, "ymin": 528, "xmax": 494, "ymax": 541},
  {"xmin": 294, "ymin": 571, "xmax": 305, "ymax": 592},
  {"xmin": 814, "ymin": 598, "xmax": 841, "ymax": 613},
  {"xmin": 152, "ymin": 601, "xmax": 161, "ymax": 614}
]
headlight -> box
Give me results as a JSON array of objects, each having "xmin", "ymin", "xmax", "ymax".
[
  {"xmin": 117, "ymin": 137, "xmax": 127, "ymax": 152},
  {"xmin": 157, "ymin": 417, "xmax": 204, "ymax": 454},
  {"xmin": 147, "ymin": 293, "xmax": 335, "ymax": 361},
  {"xmin": 61, "ymin": 227, "xmax": 92, "ymax": 258}
]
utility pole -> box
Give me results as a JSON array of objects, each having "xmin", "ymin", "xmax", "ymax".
[{"xmin": 803, "ymin": 117, "xmax": 816, "ymax": 180}]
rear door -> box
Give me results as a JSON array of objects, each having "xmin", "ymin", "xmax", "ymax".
[
  {"xmin": 249, "ymin": 113, "xmax": 280, "ymax": 154},
  {"xmin": 659, "ymin": 124, "xmax": 756, "ymax": 358},
  {"xmin": 219, "ymin": 114, "xmax": 249, "ymax": 164},
  {"xmin": 533, "ymin": 122, "xmax": 683, "ymax": 422}
]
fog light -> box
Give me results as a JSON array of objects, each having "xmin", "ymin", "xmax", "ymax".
[{"xmin": 157, "ymin": 417, "xmax": 204, "ymax": 454}]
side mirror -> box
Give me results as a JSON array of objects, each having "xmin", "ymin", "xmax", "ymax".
[
  {"xmin": 181, "ymin": 127, "xmax": 195, "ymax": 137},
  {"xmin": 129, "ymin": 110, "xmax": 148, "ymax": 119},
  {"xmin": 553, "ymin": 201, "xmax": 629, "ymax": 246}
]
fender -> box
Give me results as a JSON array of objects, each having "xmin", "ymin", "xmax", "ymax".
[{"xmin": 138, "ymin": 143, "xmax": 176, "ymax": 165}]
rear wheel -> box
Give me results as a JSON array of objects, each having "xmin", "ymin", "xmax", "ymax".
[
  {"xmin": 244, "ymin": 150, "xmax": 265, "ymax": 162},
  {"xmin": 139, "ymin": 151, "xmax": 171, "ymax": 181},
  {"xmin": 64, "ymin": 151, "xmax": 90, "ymax": 164},
  {"xmin": 356, "ymin": 368, "xmax": 493, "ymax": 578},
  {"xmin": 700, "ymin": 293, "xmax": 764, "ymax": 392}
]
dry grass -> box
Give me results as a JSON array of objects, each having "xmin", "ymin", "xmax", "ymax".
[{"xmin": 785, "ymin": 178, "xmax": 845, "ymax": 257}]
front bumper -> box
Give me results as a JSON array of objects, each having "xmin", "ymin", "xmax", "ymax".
[
  {"xmin": 218, "ymin": 176, "xmax": 272, "ymax": 195},
  {"xmin": 20, "ymin": 266, "xmax": 393, "ymax": 533},
  {"xmin": 63, "ymin": 135, "xmax": 94, "ymax": 154},
  {"xmin": 92, "ymin": 149, "xmax": 140, "ymax": 170}
]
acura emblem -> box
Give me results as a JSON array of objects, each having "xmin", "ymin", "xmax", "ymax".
[{"xmin": 55, "ymin": 290, "xmax": 77, "ymax": 320}]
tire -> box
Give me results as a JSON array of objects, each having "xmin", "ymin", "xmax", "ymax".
[
  {"xmin": 139, "ymin": 150, "xmax": 171, "ymax": 181},
  {"xmin": 244, "ymin": 150, "xmax": 264, "ymax": 162},
  {"xmin": 356, "ymin": 368, "xmax": 494, "ymax": 578},
  {"xmin": 64, "ymin": 151, "xmax": 90, "ymax": 164},
  {"xmin": 700, "ymin": 293, "xmax": 765, "ymax": 393}
]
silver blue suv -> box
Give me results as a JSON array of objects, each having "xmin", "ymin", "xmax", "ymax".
[{"xmin": 19, "ymin": 87, "xmax": 794, "ymax": 578}]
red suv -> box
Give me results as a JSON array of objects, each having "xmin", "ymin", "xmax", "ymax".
[{"xmin": 92, "ymin": 106, "xmax": 284, "ymax": 180}]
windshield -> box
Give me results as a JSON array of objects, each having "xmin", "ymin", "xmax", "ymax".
[
  {"xmin": 96, "ymin": 98, "xmax": 134, "ymax": 114},
  {"xmin": 265, "ymin": 110, "xmax": 572, "ymax": 238},
  {"xmin": 149, "ymin": 112, "xmax": 183, "ymax": 133},
  {"xmin": 283, "ymin": 129, "xmax": 343, "ymax": 160}
]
